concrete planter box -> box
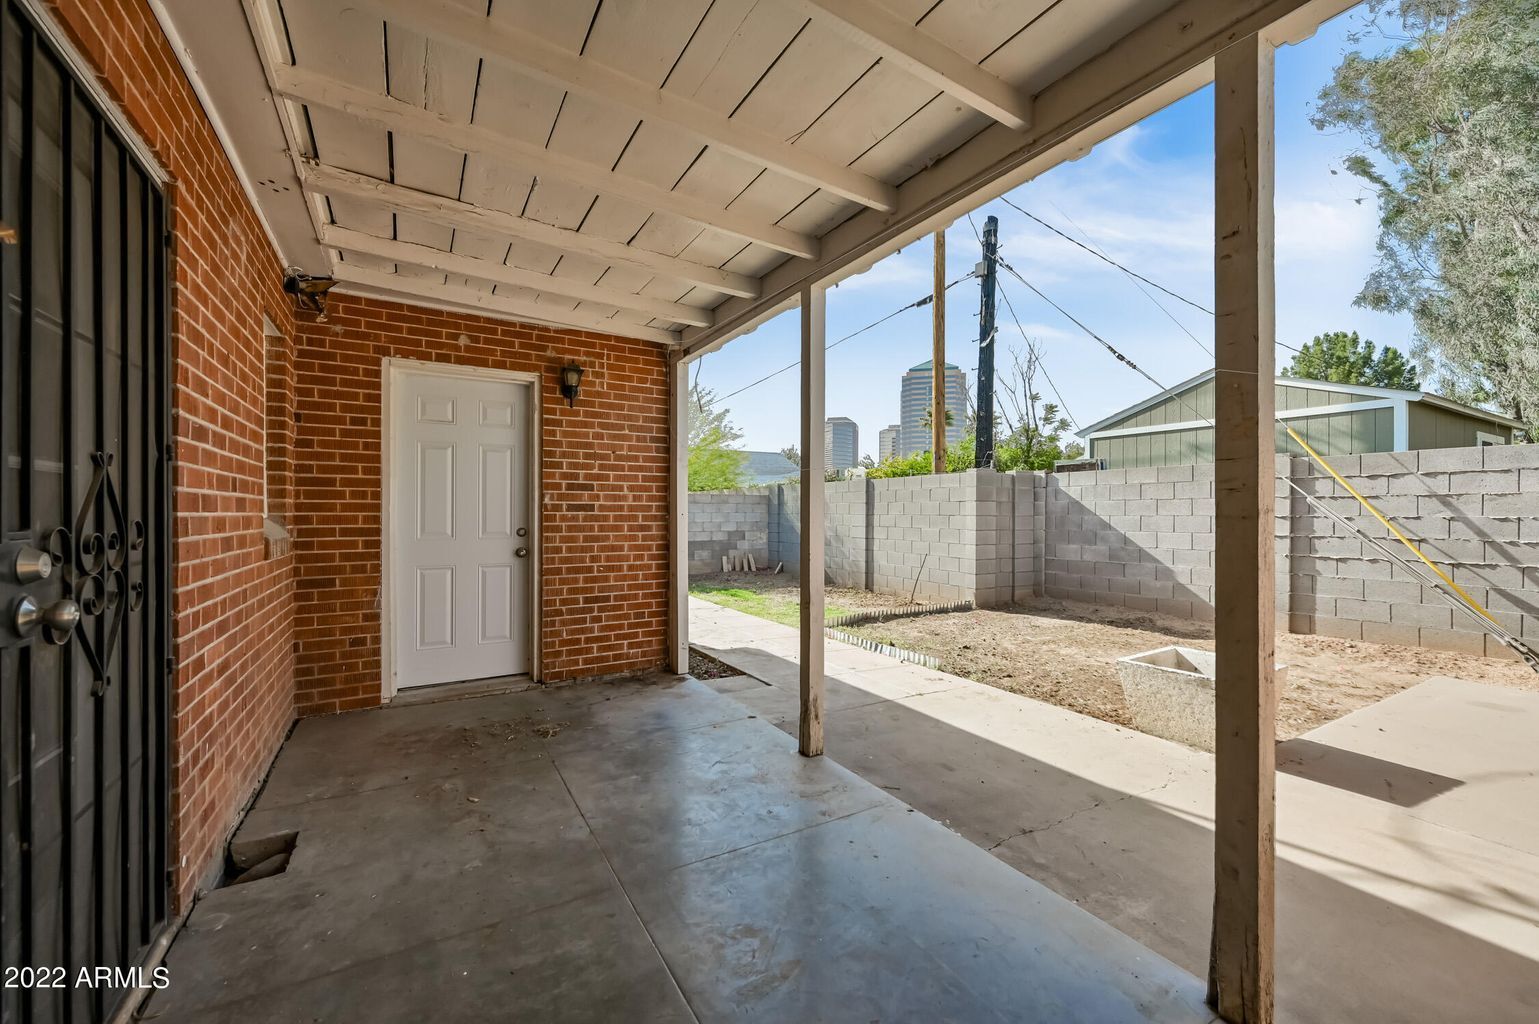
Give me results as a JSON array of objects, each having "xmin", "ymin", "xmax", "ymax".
[{"xmin": 1115, "ymin": 646, "xmax": 1288, "ymax": 751}]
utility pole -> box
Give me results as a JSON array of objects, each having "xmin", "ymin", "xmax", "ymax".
[
  {"xmin": 975, "ymin": 214, "xmax": 999, "ymax": 468},
  {"xmin": 931, "ymin": 228, "xmax": 947, "ymax": 473}
]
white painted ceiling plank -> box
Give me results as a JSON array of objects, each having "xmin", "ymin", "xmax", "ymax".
[
  {"xmin": 791, "ymin": 0, "xmax": 1033, "ymax": 128},
  {"xmin": 274, "ymin": 65, "xmax": 819, "ymax": 258},
  {"xmin": 385, "ymin": 25, "xmax": 481, "ymax": 248},
  {"xmin": 300, "ymin": 162, "xmax": 760, "ymax": 297},
  {"xmin": 350, "ymin": 0, "xmax": 900, "ymax": 212},
  {"xmin": 580, "ymin": 0, "xmax": 715, "ymax": 86},
  {"xmin": 319, "ymin": 225, "xmax": 714, "ymax": 326},
  {"xmin": 664, "ymin": 0, "xmax": 809, "ymax": 112},
  {"xmin": 333, "ymin": 264, "xmax": 680, "ymax": 345}
]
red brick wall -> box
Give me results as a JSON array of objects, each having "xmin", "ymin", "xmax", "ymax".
[
  {"xmin": 291, "ymin": 294, "xmax": 670, "ymax": 714},
  {"xmin": 47, "ymin": 0, "xmax": 297, "ymax": 906}
]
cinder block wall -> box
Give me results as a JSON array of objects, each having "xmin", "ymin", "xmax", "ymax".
[
  {"xmin": 1042, "ymin": 462, "xmax": 1232, "ymax": 622},
  {"xmin": 689, "ymin": 491, "xmax": 771, "ymax": 571},
  {"xmin": 694, "ymin": 470, "xmax": 1037, "ymax": 606},
  {"xmin": 1283, "ymin": 444, "xmax": 1539, "ymax": 659},
  {"xmin": 690, "ymin": 444, "xmax": 1535, "ymax": 659}
]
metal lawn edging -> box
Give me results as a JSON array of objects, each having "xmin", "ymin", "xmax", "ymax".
[
  {"xmin": 824, "ymin": 599, "xmax": 973, "ymax": 629},
  {"xmin": 823, "ymin": 628, "xmax": 942, "ymax": 670}
]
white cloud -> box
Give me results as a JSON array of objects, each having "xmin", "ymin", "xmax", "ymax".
[{"xmin": 828, "ymin": 248, "xmax": 929, "ymax": 294}]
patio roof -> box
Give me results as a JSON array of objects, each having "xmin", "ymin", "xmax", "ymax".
[{"xmin": 155, "ymin": 0, "xmax": 1352, "ymax": 352}]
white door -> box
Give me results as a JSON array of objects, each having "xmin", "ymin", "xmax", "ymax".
[{"xmin": 391, "ymin": 367, "xmax": 532, "ymax": 689}]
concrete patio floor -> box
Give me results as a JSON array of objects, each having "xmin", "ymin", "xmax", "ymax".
[
  {"xmin": 690, "ymin": 598, "xmax": 1539, "ymax": 1024},
  {"xmin": 143, "ymin": 673, "xmax": 1217, "ymax": 1023}
]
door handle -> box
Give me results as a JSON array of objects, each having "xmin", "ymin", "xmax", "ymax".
[
  {"xmin": 515, "ymin": 547, "xmax": 529, "ymax": 559},
  {"xmin": 14, "ymin": 595, "xmax": 80, "ymax": 642}
]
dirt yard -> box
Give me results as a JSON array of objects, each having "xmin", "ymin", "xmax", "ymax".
[{"xmin": 692, "ymin": 573, "xmax": 1539, "ymax": 739}]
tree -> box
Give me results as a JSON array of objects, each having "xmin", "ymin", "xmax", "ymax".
[
  {"xmin": 687, "ymin": 383, "xmax": 747, "ymax": 491},
  {"xmin": 1286, "ymin": 330, "xmax": 1420, "ymax": 389},
  {"xmin": 778, "ymin": 445, "xmax": 800, "ymax": 467},
  {"xmin": 1312, "ymin": 0, "xmax": 1538, "ymax": 433},
  {"xmin": 993, "ymin": 344, "xmax": 1085, "ymax": 470}
]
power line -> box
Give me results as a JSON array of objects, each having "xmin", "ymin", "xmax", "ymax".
[
  {"xmin": 994, "ymin": 277, "xmax": 1079, "ymax": 430},
  {"xmin": 699, "ymin": 272, "xmax": 977, "ymax": 410},
  {"xmin": 999, "ymin": 195, "xmax": 1213, "ymax": 315},
  {"xmin": 1036, "ymin": 198, "xmax": 1212, "ymax": 357},
  {"xmin": 994, "ymin": 254, "xmax": 1167, "ymax": 396},
  {"xmin": 998, "ymin": 196, "xmax": 1301, "ymax": 356}
]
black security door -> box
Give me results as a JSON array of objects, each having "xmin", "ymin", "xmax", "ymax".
[{"xmin": 0, "ymin": 4, "xmax": 172, "ymax": 1022}]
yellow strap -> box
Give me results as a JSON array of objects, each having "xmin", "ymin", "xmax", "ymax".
[{"xmin": 1284, "ymin": 426, "xmax": 1497, "ymax": 625}]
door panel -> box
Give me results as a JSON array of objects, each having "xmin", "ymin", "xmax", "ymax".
[
  {"xmin": 392, "ymin": 369, "xmax": 531, "ymax": 689},
  {"xmin": 0, "ymin": 6, "xmax": 172, "ymax": 1022}
]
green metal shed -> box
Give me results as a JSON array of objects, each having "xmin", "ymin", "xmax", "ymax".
[{"xmin": 1079, "ymin": 371, "xmax": 1520, "ymax": 470}]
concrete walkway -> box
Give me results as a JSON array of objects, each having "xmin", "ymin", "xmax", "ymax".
[
  {"xmin": 690, "ymin": 597, "xmax": 1539, "ymax": 1024},
  {"xmin": 145, "ymin": 672, "xmax": 1215, "ymax": 1023}
]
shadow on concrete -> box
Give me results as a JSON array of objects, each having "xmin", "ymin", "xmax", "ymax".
[
  {"xmin": 1276, "ymin": 737, "xmax": 1465, "ymax": 807},
  {"xmin": 701, "ymin": 641, "xmax": 1539, "ymax": 1024}
]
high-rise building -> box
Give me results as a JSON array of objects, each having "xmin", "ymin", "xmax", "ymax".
[
  {"xmin": 824, "ymin": 416, "xmax": 859, "ymax": 470},
  {"xmin": 898, "ymin": 360, "xmax": 968, "ymax": 457},
  {"xmin": 877, "ymin": 425, "xmax": 900, "ymax": 462}
]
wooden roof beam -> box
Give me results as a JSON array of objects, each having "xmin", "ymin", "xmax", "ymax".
[
  {"xmin": 793, "ymin": 0, "xmax": 1034, "ymax": 130},
  {"xmin": 272, "ymin": 64, "xmax": 819, "ymax": 259},
  {"xmin": 331, "ymin": 264, "xmax": 683, "ymax": 346},
  {"xmin": 351, "ymin": 0, "xmax": 899, "ymax": 213},
  {"xmin": 320, "ymin": 225, "xmax": 715, "ymax": 328},
  {"xmin": 300, "ymin": 163, "xmax": 760, "ymax": 300}
]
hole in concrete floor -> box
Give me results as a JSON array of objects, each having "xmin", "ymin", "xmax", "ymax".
[
  {"xmin": 689, "ymin": 646, "xmax": 755, "ymax": 682},
  {"xmin": 222, "ymin": 830, "xmax": 298, "ymax": 887}
]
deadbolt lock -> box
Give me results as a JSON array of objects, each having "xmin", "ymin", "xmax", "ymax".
[
  {"xmin": 1, "ymin": 542, "xmax": 51, "ymax": 583},
  {"xmin": 516, "ymin": 527, "xmax": 528, "ymax": 537}
]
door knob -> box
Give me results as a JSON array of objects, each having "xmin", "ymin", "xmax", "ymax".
[
  {"xmin": 14, "ymin": 596, "xmax": 80, "ymax": 640},
  {"xmin": 43, "ymin": 598, "xmax": 81, "ymax": 636},
  {"xmin": 515, "ymin": 547, "xmax": 529, "ymax": 558}
]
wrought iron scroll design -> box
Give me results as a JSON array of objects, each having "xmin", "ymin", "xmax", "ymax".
[{"xmin": 43, "ymin": 451, "xmax": 145, "ymax": 695}]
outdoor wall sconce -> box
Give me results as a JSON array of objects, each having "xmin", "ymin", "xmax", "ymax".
[{"xmin": 559, "ymin": 363, "xmax": 585, "ymax": 407}]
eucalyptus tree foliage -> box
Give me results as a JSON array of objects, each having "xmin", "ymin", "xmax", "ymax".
[
  {"xmin": 1313, "ymin": 0, "xmax": 1538, "ymax": 433},
  {"xmin": 687, "ymin": 382, "xmax": 747, "ymax": 491}
]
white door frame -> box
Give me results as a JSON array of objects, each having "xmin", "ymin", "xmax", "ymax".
[{"xmin": 380, "ymin": 357, "xmax": 542, "ymax": 700}]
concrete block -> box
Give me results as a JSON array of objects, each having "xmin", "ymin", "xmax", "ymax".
[
  {"xmin": 1361, "ymin": 621, "xmax": 1421, "ymax": 648},
  {"xmin": 1359, "ymin": 450, "xmax": 1418, "ymax": 476},
  {"xmin": 1390, "ymin": 602, "xmax": 1452, "ymax": 629},
  {"xmin": 1448, "ymin": 469, "xmax": 1520, "ymax": 495},
  {"xmin": 1314, "ymin": 617, "xmax": 1364, "ymax": 641},
  {"xmin": 1418, "ymin": 447, "xmax": 1482, "ymax": 472},
  {"xmin": 1483, "ymin": 493, "xmax": 1527, "ymax": 517},
  {"xmin": 1334, "ymin": 598, "xmax": 1392, "ymax": 623},
  {"xmin": 1417, "ymin": 626, "xmax": 1486, "ymax": 657},
  {"xmin": 1362, "ymin": 579, "xmax": 1422, "ymax": 605},
  {"xmin": 1482, "ymin": 443, "xmax": 1539, "ymax": 469}
]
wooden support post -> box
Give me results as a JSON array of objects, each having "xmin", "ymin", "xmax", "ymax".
[
  {"xmin": 1209, "ymin": 32, "xmax": 1277, "ymax": 1024},
  {"xmin": 932, "ymin": 229, "xmax": 947, "ymax": 472},
  {"xmin": 667, "ymin": 352, "xmax": 690, "ymax": 675},
  {"xmin": 799, "ymin": 283, "xmax": 827, "ymax": 757}
]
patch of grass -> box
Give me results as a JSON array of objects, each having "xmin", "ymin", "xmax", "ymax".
[{"xmin": 691, "ymin": 582, "xmax": 853, "ymax": 628}]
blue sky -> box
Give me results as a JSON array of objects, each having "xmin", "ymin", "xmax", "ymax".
[{"xmin": 693, "ymin": 3, "xmax": 1412, "ymax": 459}]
